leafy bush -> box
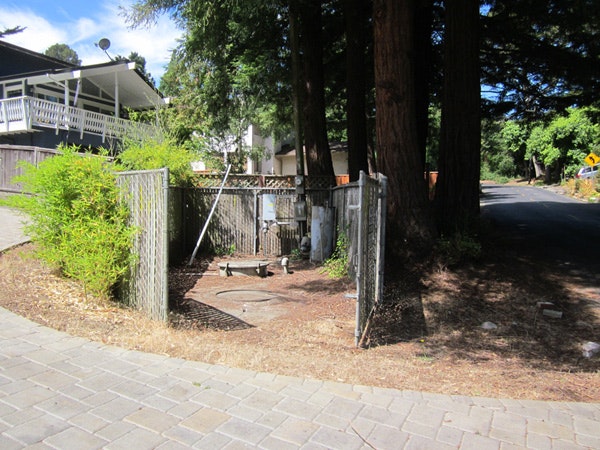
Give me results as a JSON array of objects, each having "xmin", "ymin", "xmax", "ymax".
[
  {"xmin": 117, "ymin": 138, "xmax": 196, "ymax": 186},
  {"xmin": 320, "ymin": 230, "xmax": 350, "ymax": 279},
  {"xmin": 480, "ymin": 161, "xmax": 511, "ymax": 184},
  {"xmin": 214, "ymin": 243, "xmax": 236, "ymax": 257},
  {"xmin": 526, "ymin": 108, "xmax": 599, "ymax": 180},
  {"xmin": 7, "ymin": 146, "xmax": 136, "ymax": 296}
]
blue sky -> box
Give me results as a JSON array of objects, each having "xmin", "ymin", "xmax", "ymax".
[{"xmin": 0, "ymin": 0, "xmax": 182, "ymax": 83}]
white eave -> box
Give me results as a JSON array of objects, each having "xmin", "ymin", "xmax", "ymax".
[{"xmin": 5, "ymin": 61, "xmax": 167, "ymax": 109}]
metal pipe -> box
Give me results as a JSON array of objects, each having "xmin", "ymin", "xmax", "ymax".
[
  {"xmin": 188, "ymin": 164, "xmax": 232, "ymax": 265},
  {"xmin": 253, "ymin": 191, "xmax": 258, "ymax": 255}
]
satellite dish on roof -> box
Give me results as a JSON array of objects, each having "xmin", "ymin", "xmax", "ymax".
[
  {"xmin": 97, "ymin": 38, "xmax": 111, "ymax": 51},
  {"xmin": 95, "ymin": 38, "xmax": 114, "ymax": 61}
]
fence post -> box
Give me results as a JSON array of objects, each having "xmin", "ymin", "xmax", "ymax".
[
  {"xmin": 1, "ymin": 101, "xmax": 7, "ymax": 132},
  {"xmin": 354, "ymin": 170, "xmax": 367, "ymax": 347},
  {"xmin": 253, "ymin": 191, "xmax": 259, "ymax": 255},
  {"xmin": 161, "ymin": 168, "xmax": 170, "ymax": 321},
  {"xmin": 375, "ymin": 174, "xmax": 388, "ymax": 305}
]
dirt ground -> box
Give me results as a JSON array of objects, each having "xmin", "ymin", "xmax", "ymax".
[{"xmin": 1, "ymin": 221, "xmax": 599, "ymax": 402}]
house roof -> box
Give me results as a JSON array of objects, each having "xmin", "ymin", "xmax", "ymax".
[
  {"xmin": 0, "ymin": 41, "xmax": 167, "ymax": 109},
  {"xmin": 0, "ymin": 40, "xmax": 74, "ymax": 77}
]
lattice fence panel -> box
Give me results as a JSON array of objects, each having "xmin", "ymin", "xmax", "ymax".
[{"xmin": 193, "ymin": 174, "xmax": 338, "ymax": 190}]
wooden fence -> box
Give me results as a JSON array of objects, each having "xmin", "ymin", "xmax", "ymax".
[
  {"xmin": 0, "ymin": 145, "xmax": 59, "ymax": 192},
  {"xmin": 169, "ymin": 186, "xmax": 330, "ymax": 263}
]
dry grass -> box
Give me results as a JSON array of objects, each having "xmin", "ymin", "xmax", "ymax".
[
  {"xmin": 564, "ymin": 177, "xmax": 599, "ymax": 200},
  {"xmin": 1, "ymin": 242, "xmax": 599, "ymax": 402}
]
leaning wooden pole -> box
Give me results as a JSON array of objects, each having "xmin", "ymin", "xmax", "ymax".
[{"xmin": 188, "ymin": 164, "xmax": 232, "ymax": 266}]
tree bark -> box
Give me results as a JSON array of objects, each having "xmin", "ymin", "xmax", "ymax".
[
  {"xmin": 344, "ymin": 0, "xmax": 370, "ymax": 182},
  {"xmin": 436, "ymin": 0, "xmax": 481, "ymax": 234},
  {"xmin": 414, "ymin": 2, "xmax": 434, "ymax": 169},
  {"xmin": 298, "ymin": 0, "xmax": 335, "ymax": 177},
  {"xmin": 373, "ymin": 0, "xmax": 435, "ymax": 262},
  {"xmin": 289, "ymin": 1, "xmax": 305, "ymax": 178}
]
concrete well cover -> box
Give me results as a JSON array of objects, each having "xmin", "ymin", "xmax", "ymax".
[{"xmin": 215, "ymin": 290, "xmax": 280, "ymax": 302}]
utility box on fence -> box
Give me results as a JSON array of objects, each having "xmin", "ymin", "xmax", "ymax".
[
  {"xmin": 294, "ymin": 201, "xmax": 307, "ymax": 221},
  {"xmin": 310, "ymin": 205, "xmax": 335, "ymax": 262},
  {"xmin": 262, "ymin": 194, "xmax": 277, "ymax": 221}
]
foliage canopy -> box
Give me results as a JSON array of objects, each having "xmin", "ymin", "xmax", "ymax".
[
  {"xmin": 44, "ymin": 43, "xmax": 82, "ymax": 65},
  {"xmin": 124, "ymin": 0, "xmax": 600, "ymax": 250}
]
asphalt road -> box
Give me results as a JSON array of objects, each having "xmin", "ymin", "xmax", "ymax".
[{"xmin": 480, "ymin": 184, "xmax": 600, "ymax": 272}]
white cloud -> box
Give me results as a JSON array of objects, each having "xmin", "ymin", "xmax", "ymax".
[
  {"xmin": 0, "ymin": 1, "xmax": 182, "ymax": 83},
  {"xmin": 0, "ymin": 7, "xmax": 68, "ymax": 51}
]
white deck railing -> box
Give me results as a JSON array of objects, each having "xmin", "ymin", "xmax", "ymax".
[{"xmin": 0, "ymin": 96, "xmax": 159, "ymax": 143}]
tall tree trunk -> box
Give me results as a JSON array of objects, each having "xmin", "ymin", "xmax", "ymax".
[
  {"xmin": 344, "ymin": 0, "xmax": 370, "ymax": 182},
  {"xmin": 374, "ymin": 0, "xmax": 435, "ymax": 262},
  {"xmin": 414, "ymin": 2, "xmax": 433, "ymax": 169},
  {"xmin": 289, "ymin": 2, "xmax": 304, "ymax": 177},
  {"xmin": 436, "ymin": 0, "xmax": 481, "ymax": 234},
  {"xmin": 298, "ymin": 0, "xmax": 335, "ymax": 177},
  {"xmin": 289, "ymin": 1, "xmax": 307, "ymax": 239}
]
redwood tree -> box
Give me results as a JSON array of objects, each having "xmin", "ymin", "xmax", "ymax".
[
  {"xmin": 414, "ymin": 2, "xmax": 434, "ymax": 168},
  {"xmin": 344, "ymin": 0, "xmax": 371, "ymax": 181},
  {"xmin": 297, "ymin": 0, "xmax": 335, "ymax": 177},
  {"xmin": 373, "ymin": 0, "xmax": 435, "ymax": 262},
  {"xmin": 436, "ymin": 0, "xmax": 481, "ymax": 234}
]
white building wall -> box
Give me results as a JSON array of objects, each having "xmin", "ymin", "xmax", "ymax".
[
  {"xmin": 245, "ymin": 124, "xmax": 280, "ymax": 174},
  {"xmin": 332, "ymin": 152, "xmax": 348, "ymax": 175},
  {"xmin": 193, "ymin": 124, "xmax": 348, "ymax": 176},
  {"xmin": 276, "ymin": 151, "xmax": 348, "ymax": 176},
  {"xmin": 280, "ymin": 156, "xmax": 300, "ymax": 176}
]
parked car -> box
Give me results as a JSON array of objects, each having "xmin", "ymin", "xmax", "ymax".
[{"xmin": 575, "ymin": 164, "xmax": 599, "ymax": 179}]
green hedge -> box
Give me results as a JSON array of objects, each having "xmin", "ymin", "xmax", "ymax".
[{"xmin": 6, "ymin": 145, "xmax": 137, "ymax": 297}]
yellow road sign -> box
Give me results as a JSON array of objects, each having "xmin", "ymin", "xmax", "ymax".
[{"xmin": 585, "ymin": 152, "xmax": 599, "ymax": 166}]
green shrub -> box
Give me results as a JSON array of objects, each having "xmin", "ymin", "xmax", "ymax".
[
  {"xmin": 320, "ymin": 230, "xmax": 350, "ymax": 279},
  {"xmin": 117, "ymin": 138, "xmax": 195, "ymax": 186},
  {"xmin": 480, "ymin": 162, "xmax": 511, "ymax": 184},
  {"xmin": 7, "ymin": 145, "xmax": 136, "ymax": 297},
  {"xmin": 214, "ymin": 243, "xmax": 236, "ymax": 257}
]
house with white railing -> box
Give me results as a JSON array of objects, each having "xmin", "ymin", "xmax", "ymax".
[{"xmin": 0, "ymin": 41, "xmax": 167, "ymax": 150}]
